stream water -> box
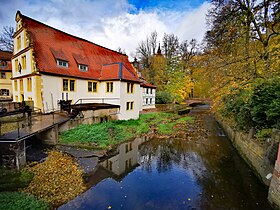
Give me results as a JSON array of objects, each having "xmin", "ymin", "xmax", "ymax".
[{"xmin": 59, "ymin": 106, "xmax": 272, "ymax": 210}]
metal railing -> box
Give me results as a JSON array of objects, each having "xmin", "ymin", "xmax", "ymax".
[{"xmin": 74, "ymin": 98, "xmax": 120, "ymax": 105}]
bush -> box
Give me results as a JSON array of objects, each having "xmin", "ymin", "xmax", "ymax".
[
  {"xmin": 256, "ymin": 128, "xmax": 273, "ymax": 141},
  {"xmin": 220, "ymin": 78, "xmax": 280, "ymax": 131},
  {"xmin": 0, "ymin": 168, "xmax": 33, "ymax": 191},
  {"xmin": 250, "ymin": 79, "xmax": 280, "ymax": 129},
  {"xmin": 221, "ymin": 89, "xmax": 253, "ymax": 130},
  {"xmin": 0, "ymin": 191, "xmax": 49, "ymax": 210},
  {"xmin": 155, "ymin": 91, "xmax": 173, "ymax": 104}
]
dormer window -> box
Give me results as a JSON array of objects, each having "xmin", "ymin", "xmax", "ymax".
[
  {"xmin": 57, "ymin": 59, "xmax": 68, "ymax": 68},
  {"xmin": 79, "ymin": 64, "xmax": 88, "ymax": 72}
]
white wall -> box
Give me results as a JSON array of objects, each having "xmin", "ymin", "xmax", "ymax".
[
  {"xmin": 41, "ymin": 75, "xmax": 139, "ymax": 120},
  {"xmin": 119, "ymin": 81, "xmax": 140, "ymax": 120},
  {"xmin": 142, "ymin": 87, "xmax": 156, "ymax": 109}
]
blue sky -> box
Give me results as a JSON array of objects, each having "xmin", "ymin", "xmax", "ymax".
[
  {"xmin": 0, "ymin": 0, "xmax": 210, "ymax": 59},
  {"xmin": 128, "ymin": 0, "xmax": 205, "ymax": 11}
]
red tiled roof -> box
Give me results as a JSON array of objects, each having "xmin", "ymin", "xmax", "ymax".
[
  {"xmin": 0, "ymin": 50, "xmax": 12, "ymax": 60},
  {"xmin": 140, "ymin": 81, "xmax": 156, "ymax": 89},
  {"xmin": 18, "ymin": 12, "xmax": 139, "ymax": 82},
  {"xmin": 0, "ymin": 50, "xmax": 12, "ymax": 71},
  {"xmin": 100, "ymin": 62, "xmax": 139, "ymax": 82}
]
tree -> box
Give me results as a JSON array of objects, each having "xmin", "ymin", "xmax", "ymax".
[
  {"xmin": 116, "ymin": 47, "xmax": 126, "ymax": 54},
  {"xmin": 179, "ymin": 39, "xmax": 198, "ymax": 72},
  {"xmin": 137, "ymin": 31, "xmax": 158, "ymax": 69},
  {"xmin": 0, "ymin": 26, "xmax": 14, "ymax": 52},
  {"xmin": 206, "ymin": 0, "xmax": 280, "ymax": 75}
]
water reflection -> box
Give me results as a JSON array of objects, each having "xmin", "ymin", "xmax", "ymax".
[{"xmin": 59, "ymin": 107, "xmax": 272, "ymax": 210}]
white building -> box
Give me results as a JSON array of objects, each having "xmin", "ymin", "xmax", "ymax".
[{"xmin": 12, "ymin": 11, "xmax": 142, "ymax": 120}]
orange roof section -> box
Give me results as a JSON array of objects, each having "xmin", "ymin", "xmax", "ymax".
[
  {"xmin": 17, "ymin": 11, "xmax": 139, "ymax": 82},
  {"xmin": 140, "ymin": 81, "xmax": 156, "ymax": 89},
  {"xmin": 0, "ymin": 50, "xmax": 12, "ymax": 71}
]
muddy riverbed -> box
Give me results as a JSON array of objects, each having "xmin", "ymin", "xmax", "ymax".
[{"xmin": 59, "ymin": 106, "xmax": 272, "ymax": 210}]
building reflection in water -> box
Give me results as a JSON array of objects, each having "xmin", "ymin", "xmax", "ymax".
[{"xmin": 86, "ymin": 136, "xmax": 148, "ymax": 187}]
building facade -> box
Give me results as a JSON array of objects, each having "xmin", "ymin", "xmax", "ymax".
[
  {"xmin": 0, "ymin": 50, "xmax": 13, "ymax": 100},
  {"xmin": 12, "ymin": 11, "xmax": 142, "ymax": 120}
]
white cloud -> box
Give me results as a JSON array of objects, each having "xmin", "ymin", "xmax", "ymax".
[
  {"xmin": 0, "ymin": 0, "xmax": 211, "ymax": 59},
  {"xmin": 175, "ymin": 2, "xmax": 211, "ymax": 43}
]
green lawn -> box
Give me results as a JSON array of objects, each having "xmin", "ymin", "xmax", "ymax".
[{"xmin": 60, "ymin": 112, "xmax": 194, "ymax": 148}]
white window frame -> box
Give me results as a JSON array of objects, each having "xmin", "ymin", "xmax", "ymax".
[
  {"xmin": 79, "ymin": 64, "xmax": 88, "ymax": 72},
  {"xmin": 57, "ymin": 59, "xmax": 69, "ymax": 68}
]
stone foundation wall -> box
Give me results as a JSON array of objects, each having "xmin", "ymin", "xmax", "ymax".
[
  {"xmin": 217, "ymin": 117, "xmax": 280, "ymax": 209},
  {"xmin": 268, "ymin": 145, "xmax": 280, "ymax": 209}
]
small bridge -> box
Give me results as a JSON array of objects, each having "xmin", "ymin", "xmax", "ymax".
[
  {"xmin": 186, "ymin": 98, "xmax": 212, "ymax": 107},
  {"xmin": 0, "ymin": 112, "xmax": 70, "ymax": 170}
]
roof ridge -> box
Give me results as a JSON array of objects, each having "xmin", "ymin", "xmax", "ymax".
[{"xmin": 18, "ymin": 11, "xmax": 127, "ymax": 57}]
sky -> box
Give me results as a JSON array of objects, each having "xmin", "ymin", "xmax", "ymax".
[{"xmin": 0, "ymin": 0, "xmax": 211, "ymax": 59}]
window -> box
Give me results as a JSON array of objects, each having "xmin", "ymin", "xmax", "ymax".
[
  {"xmin": 57, "ymin": 60, "xmax": 68, "ymax": 68},
  {"xmin": 105, "ymin": 160, "xmax": 112, "ymax": 171},
  {"xmin": 70, "ymin": 80, "xmax": 75, "ymax": 91},
  {"xmin": 125, "ymin": 143, "xmax": 133, "ymax": 153},
  {"xmin": 127, "ymin": 83, "xmax": 134, "ymax": 93},
  {"xmin": 63, "ymin": 79, "xmax": 75, "ymax": 91},
  {"xmin": 17, "ymin": 35, "xmax": 21, "ymax": 50},
  {"xmin": 63, "ymin": 79, "xmax": 68, "ymax": 91},
  {"xmin": 150, "ymin": 98, "xmax": 152, "ymax": 104},
  {"xmin": 79, "ymin": 64, "xmax": 88, "ymax": 72},
  {"xmin": 126, "ymin": 101, "xmax": 134, "ymax": 110},
  {"xmin": 125, "ymin": 158, "xmax": 132, "ymax": 170},
  {"xmin": 146, "ymin": 88, "xmax": 149, "ymax": 94},
  {"xmin": 14, "ymin": 80, "xmax": 18, "ymax": 91},
  {"xmin": 150, "ymin": 88, "xmax": 153, "ymax": 94},
  {"xmin": 19, "ymin": 79, "xmax": 23, "ymax": 91},
  {"xmin": 146, "ymin": 98, "xmax": 148, "ymax": 105},
  {"xmin": 0, "ymin": 89, "xmax": 9, "ymax": 96},
  {"xmin": 21, "ymin": 55, "xmax": 26, "ymax": 70},
  {"xmin": 106, "ymin": 82, "xmax": 113, "ymax": 93},
  {"xmin": 0, "ymin": 72, "xmax": 6, "ymax": 79},
  {"xmin": 15, "ymin": 59, "xmax": 19, "ymax": 72},
  {"xmin": 0, "ymin": 61, "xmax": 7, "ymax": 67},
  {"xmin": 88, "ymin": 81, "xmax": 97, "ymax": 92},
  {"xmin": 27, "ymin": 78, "xmax": 32, "ymax": 92}
]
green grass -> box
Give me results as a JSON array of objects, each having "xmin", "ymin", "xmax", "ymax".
[
  {"xmin": 0, "ymin": 192, "xmax": 49, "ymax": 210},
  {"xmin": 0, "ymin": 168, "xmax": 33, "ymax": 191},
  {"xmin": 60, "ymin": 112, "xmax": 194, "ymax": 148}
]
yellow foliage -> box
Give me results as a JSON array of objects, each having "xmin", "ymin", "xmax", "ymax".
[{"xmin": 22, "ymin": 150, "xmax": 86, "ymax": 207}]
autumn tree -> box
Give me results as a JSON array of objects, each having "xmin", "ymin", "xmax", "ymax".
[
  {"xmin": 0, "ymin": 26, "xmax": 14, "ymax": 52},
  {"xmin": 206, "ymin": 0, "xmax": 280, "ymax": 77}
]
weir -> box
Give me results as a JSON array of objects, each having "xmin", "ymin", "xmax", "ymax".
[{"xmin": 0, "ymin": 103, "xmax": 120, "ymax": 170}]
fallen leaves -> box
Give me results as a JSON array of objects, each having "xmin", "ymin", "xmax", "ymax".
[{"xmin": 22, "ymin": 150, "xmax": 86, "ymax": 207}]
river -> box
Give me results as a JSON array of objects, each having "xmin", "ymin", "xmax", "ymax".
[{"xmin": 59, "ymin": 105, "xmax": 272, "ymax": 210}]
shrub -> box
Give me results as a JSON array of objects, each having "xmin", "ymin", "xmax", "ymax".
[
  {"xmin": 220, "ymin": 78, "xmax": 280, "ymax": 131},
  {"xmin": 0, "ymin": 192, "xmax": 49, "ymax": 210},
  {"xmin": 256, "ymin": 128, "xmax": 273, "ymax": 141},
  {"xmin": 0, "ymin": 168, "xmax": 33, "ymax": 191},
  {"xmin": 155, "ymin": 91, "xmax": 173, "ymax": 104},
  {"xmin": 250, "ymin": 79, "xmax": 280, "ymax": 129},
  {"xmin": 221, "ymin": 89, "xmax": 253, "ymax": 130}
]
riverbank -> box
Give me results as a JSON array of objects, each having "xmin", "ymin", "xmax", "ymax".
[
  {"xmin": 0, "ymin": 111, "xmax": 195, "ymax": 209},
  {"xmin": 59, "ymin": 112, "xmax": 194, "ymax": 149},
  {"xmin": 216, "ymin": 115, "xmax": 280, "ymax": 209}
]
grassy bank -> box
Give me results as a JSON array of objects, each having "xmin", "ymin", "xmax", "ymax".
[
  {"xmin": 60, "ymin": 112, "xmax": 194, "ymax": 148},
  {"xmin": 0, "ymin": 168, "xmax": 49, "ymax": 210}
]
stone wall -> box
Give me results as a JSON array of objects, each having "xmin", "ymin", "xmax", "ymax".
[
  {"xmin": 217, "ymin": 117, "xmax": 280, "ymax": 209},
  {"xmin": 268, "ymin": 144, "xmax": 280, "ymax": 209}
]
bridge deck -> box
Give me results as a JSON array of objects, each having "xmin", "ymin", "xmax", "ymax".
[{"xmin": 0, "ymin": 113, "xmax": 69, "ymax": 142}]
